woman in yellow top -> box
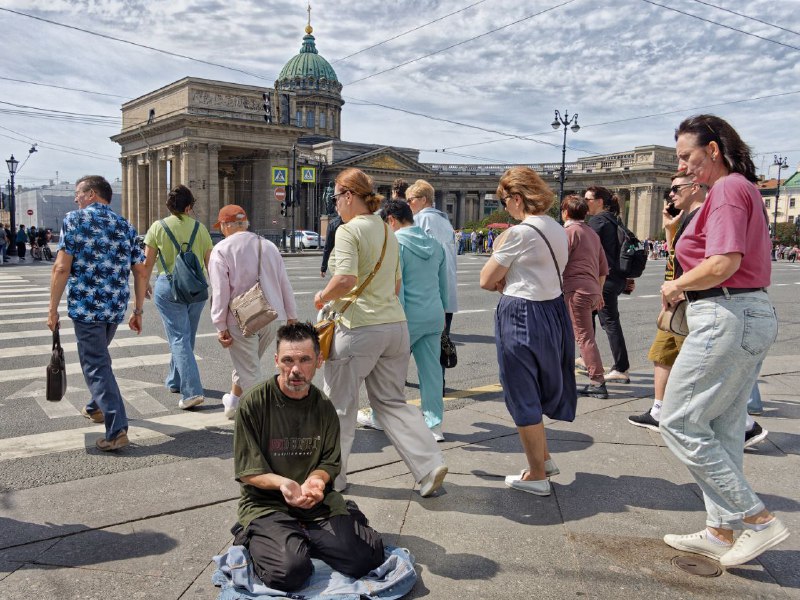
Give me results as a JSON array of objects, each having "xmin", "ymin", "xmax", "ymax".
[
  {"xmin": 314, "ymin": 168, "xmax": 447, "ymax": 497},
  {"xmin": 142, "ymin": 185, "xmax": 213, "ymax": 410}
]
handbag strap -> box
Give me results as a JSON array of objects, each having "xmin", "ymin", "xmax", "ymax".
[
  {"xmin": 520, "ymin": 222, "xmax": 563, "ymax": 292},
  {"xmin": 157, "ymin": 219, "xmax": 200, "ymax": 278},
  {"xmin": 254, "ymin": 232, "xmax": 262, "ymax": 285},
  {"xmin": 52, "ymin": 326, "xmax": 61, "ymax": 351},
  {"xmin": 337, "ymin": 222, "xmax": 389, "ymax": 315}
]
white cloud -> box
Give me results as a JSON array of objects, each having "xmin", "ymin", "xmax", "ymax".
[{"xmin": 0, "ymin": 0, "xmax": 798, "ymax": 186}]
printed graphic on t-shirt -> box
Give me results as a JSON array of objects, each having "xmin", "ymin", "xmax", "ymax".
[{"xmin": 269, "ymin": 436, "xmax": 321, "ymax": 457}]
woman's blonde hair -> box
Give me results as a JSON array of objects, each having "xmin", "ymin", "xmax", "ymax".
[
  {"xmin": 405, "ymin": 179, "xmax": 434, "ymax": 205},
  {"xmin": 336, "ymin": 168, "xmax": 384, "ymax": 213},
  {"xmin": 496, "ymin": 166, "xmax": 554, "ymax": 215}
]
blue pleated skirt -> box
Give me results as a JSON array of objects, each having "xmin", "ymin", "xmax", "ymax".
[{"xmin": 494, "ymin": 294, "xmax": 577, "ymax": 426}]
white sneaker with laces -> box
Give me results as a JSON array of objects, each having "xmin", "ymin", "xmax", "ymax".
[
  {"xmin": 663, "ymin": 530, "xmax": 731, "ymax": 561},
  {"xmin": 431, "ymin": 425, "xmax": 445, "ymax": 442},
  {"xmin": 356, "ymin": 408, "xmax": 383, "ymax": 430},
  {"xmin": 222, "ymin": 393, "xmax": 240, "ymax": 420},
  {"xmin": 720, "ymin": 518, "xmax": 790, "ymax": 567}
]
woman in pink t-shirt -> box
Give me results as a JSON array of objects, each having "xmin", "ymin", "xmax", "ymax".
[{"xmin": 658, "ymin": 114, "xmax": 788, "ymax": 567}]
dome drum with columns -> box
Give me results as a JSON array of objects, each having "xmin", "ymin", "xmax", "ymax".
[{"xmin": 112, "ymin": 13, "xmax": 677, "ymax": 241}]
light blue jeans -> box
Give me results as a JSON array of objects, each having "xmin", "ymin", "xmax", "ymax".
[
  {"xmin": 660, "ymin": 291, "xmax": 777, "ymax": 529},
  {"xmin": 153, "ymin": 275, "xmax": 205, "ymax": 400},
  {"xmin": 747, "ymin": 379, "xmax": 763, "ymax": 414},
  {"xmin": 73, "ymin": 321, "xmax": 128, "ymax": 440}
]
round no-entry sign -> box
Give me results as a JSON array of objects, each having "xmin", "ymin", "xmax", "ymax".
[
  {"xmin": 274, "ymin": 187, "xmax": 286, "ymax": 202},
  {"xmin": 26, "ymin": 209, "xmax": 33, "ymax": 216}
]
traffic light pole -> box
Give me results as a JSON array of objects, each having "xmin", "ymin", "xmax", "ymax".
[{"xmin": 290, "ymin": 144, "xmax": 297, "ymax": 253}]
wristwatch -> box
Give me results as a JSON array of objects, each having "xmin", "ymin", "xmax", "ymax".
[{"xmin": 132, "ymin": 308, "xmax": 144, "ymax": 316}]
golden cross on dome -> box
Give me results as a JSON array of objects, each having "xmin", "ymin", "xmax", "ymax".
[{"xmin": 305, "ymin": 1, "xmax": 313, "ymax": 34}]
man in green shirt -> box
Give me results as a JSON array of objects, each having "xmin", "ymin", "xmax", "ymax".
[{"xmin": 233, "ymin": 322, "xmax": 384, "ymax": 592}]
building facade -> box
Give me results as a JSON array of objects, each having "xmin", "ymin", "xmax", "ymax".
[
  {"xmin": 112, "ymin": 22, "xmax": 678, "ymax": 240},
  {"xmin": 13, "ymin": 181, "xmax": 122, "ymax": 232}
]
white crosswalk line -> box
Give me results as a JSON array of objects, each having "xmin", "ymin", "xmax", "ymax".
[
  {"xmin": 0, "ymin": 293, "xmax": 51, "ymax": 299},
  {"xmin": 0, "ymin": 327, "xmax": 75, "ymax": 341},
  {"xmin": 9, "ymin": 382, "xmax": 82, "ymax": 418},
  {"xmin": 117, "ymin": 379, "xmax": 169, "ymax": 415},
  {"xmin": 0, "ymin": 306, "xmax": 56, "ymax": 316},
  {"xmin": 0, "ymin": 317, "xmax": 58, "ymax": 326},
  {"xmin": 0, "ymin": 409, "xmax": 230, "ymax": 461},
  {"xmin": 0, "ymin": 287, "xmax": 45, "ymax": 292},
  {"xmin": 0, "ymin": 353, "xmax": 193, "ymax": 383},
  {"xmin": 0, "ymin": 335, "xmax": 166, "ymax": 359}
]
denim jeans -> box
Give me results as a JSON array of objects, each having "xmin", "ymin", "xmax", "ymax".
[
  {"xmin": 660, "ymin": 291, "xmax": 777, "ymax": 528},
  {"xmin": 153, "ymin": 275, "xmax": 205, "ymax": 400},
  {"xmin": 747, "ymin": 379, "xmax": 763, "ymax": 413},
  {"xmin": 73, "ymin": 320, "xmax": 128, "ymax": 440}
]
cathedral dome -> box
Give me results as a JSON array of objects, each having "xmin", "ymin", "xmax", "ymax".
[{"xmin": 276, "ymin": 25, "xmax": 341, "ymax": 91}]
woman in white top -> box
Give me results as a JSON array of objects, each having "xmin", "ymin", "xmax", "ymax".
[
  {"xmin": 207, "ymin": 204, "xmax": 298, "ymax": 419},
  {"xmin": 480, "ymin": 166, "xmax": 578, "ymax": 497}
]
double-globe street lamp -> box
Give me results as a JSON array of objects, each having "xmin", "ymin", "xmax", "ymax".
[
  {"xmin": 5, "ymin": 155, "xmax": 19, "ymax": 256},
  {"xmin": 772, "ymin": 155, "xmax": 788, "ymax": 242},
  {"xmin": 551, "ymin": 110, "xmax": 580, "ymax": 223}
]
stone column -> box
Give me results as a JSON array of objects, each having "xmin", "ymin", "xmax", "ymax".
[
  {"xmin": 156, "ymin": 149, "xmax": 168, "ymax": 219},
  {"xmin": 206, "ymin": 144, "xmax": 221, "ymax": 229},
  {"xmin": 478, "ymin": 190, "xmax": 485, "ymax": 220},
  {"xmin": 120, "ymin": 157, "xmax": 129, "ymax": 219},
  {"xmin": 136, "ymin": 154, "xmax": 149, "ymax": 233},
  {"xmin": 457, "ymin": 190, "xmax": 466, "ymax": 229},
  {"xmin": 126, "ymin": 157, "xmax": 137, "ymax": 224}
]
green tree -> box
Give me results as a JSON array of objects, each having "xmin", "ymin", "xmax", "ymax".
[{"xmin": 774, "ymin": 221, "xmax": 799, "ymax": 246}]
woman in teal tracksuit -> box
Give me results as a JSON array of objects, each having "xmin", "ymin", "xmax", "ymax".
[{"xmin": 380, "ymin": 199, "xmax": 449, "ymax": 441}]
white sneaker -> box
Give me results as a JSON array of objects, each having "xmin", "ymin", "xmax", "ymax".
[
  {"xmin": 604, "ymin": 369, "xmax": 630, "ymax": 384},
  {"xmin": 720, "ymin": 518, "xmax": 790, "ymax": 567},
  {"xmin": 419, "ymin": 464, "xmax": 448, "ymax": 497},
  {"xmin": 357, "ymin": 408, "xmax": 383, "ymax": 430},
  {"xmin": 178, "ymin": 395, "xmax": 204, "ymax": 410},
  {"xmin": 431, "ymin": 425, "xmax": 445, "ymax": 442},
  {"xmin": 663, "ymin": 530, "xmax": 731, "ymax": 561},
  {"xmin": 222, "ymin": 393, "xmax": 240, "ymax": 420}
]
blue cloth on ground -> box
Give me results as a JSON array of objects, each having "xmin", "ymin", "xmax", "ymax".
[{"xmin": 212, "ymin": 544, "xmax": 416, "ymax": 600}]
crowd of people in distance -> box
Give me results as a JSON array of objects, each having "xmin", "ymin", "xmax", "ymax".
[
  {"xmin": 0, "ymin": 223, "xmax": 53, "ymax": 263},
  {"xmin": 43, "ymin": 113, "xmax": 790, "ymax": 592}
]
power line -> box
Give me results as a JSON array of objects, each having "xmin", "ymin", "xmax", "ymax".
[
  {"xmin": 0, "ymin": 7, "xmax": 271, "ymax": 82},
  {"xmin": 425, "ymin": 88, "xmax": 800, "ymax": 153},
  {"xmin": 0, "ymin": 131, "xmax": 118, "ymax": 162},
  {"xmin": 0, "ymin": 76, "xmax": 131, "ymax": 99},
  {"xmin": 331, "ymin": 0, "xmax": 487, "ymax": 63},
  {"xmin": 0, "ymin": 100, "xmax": 118, "ymax": 120},
  {"xmin": 343, "ymin": 0, "xmax": 577, "ymax": 86},
  {"xmin": 345, "ymin": 94, "xmax": 591, "ymax": 153},
  {"xmin": 639, "ymin": 0, "xmax": 800, "ymax": 52},
  {"xmin": 688, "ymin": 0, "xmax": 800, "ymax": 37}
]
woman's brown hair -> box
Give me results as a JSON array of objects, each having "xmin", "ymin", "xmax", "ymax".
[
  {"xmin": 496, "ymin": 166, "xmax": 554, "ymax": 215},
  {"xmin": 336, "ymin": 168, "xmax": 385, "ymax": 213}
]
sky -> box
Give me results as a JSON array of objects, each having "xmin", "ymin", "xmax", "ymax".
[{"xmin": 0, "ymin": 0, "xmax": 798, "ymax": 189}]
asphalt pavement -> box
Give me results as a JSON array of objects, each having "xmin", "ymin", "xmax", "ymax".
[{"xmin": 0, "ymin": 252, "xmax": 798, "ymax": 599}]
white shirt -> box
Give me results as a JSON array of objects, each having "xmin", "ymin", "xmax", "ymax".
[{"xmin": 491, "ymin": 215, "xmax": 568, "ymax": 301}]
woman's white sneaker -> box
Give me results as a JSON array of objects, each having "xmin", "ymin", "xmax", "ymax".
[
  {"xmin": 179, "ymin": 395, "xmax": 204, "ymax": 410},
  {"xmin": 663, "ymin": 530, "xmax": 731, "ymax": 561},
  {"xmin": 720, "ymin": 518, "xmax": 790, "ymax": 567},
  {"xmin": 222, "ymin": 393, "xmax": 240, "ymax": 420}
]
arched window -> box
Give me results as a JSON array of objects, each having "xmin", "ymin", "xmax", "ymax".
[
  {"xmin": 306, "ymin": 111, "xmax": 314, "ymax": 128},
  {"xmin": 295, "ymin": 111, "xmax": 302, "ymax": 127},
  {"xmin": 320, "ymin": 112, "xmax": 327, "ymax": 128}
]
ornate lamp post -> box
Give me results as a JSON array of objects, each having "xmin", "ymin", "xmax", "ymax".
[
  {"xmin": 551, "ymin": 110, "xmax": 580, "ymax": 223},
  {"xmin": 773, "ymin": 155, "xmax": 788, "ymax": 241},
  {"xmin": 5, "ymin": 155, "xmax": 19, "ymax": 256}
]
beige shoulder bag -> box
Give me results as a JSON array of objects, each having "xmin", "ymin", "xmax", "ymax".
[{"xmin": 229, "ymin": 234, "xmax": 279, "ymax": 337}]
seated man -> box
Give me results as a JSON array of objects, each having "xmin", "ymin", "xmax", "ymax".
[{"xmin": 233, "ymin": 322, "xmax": 384, "ymax": 592}]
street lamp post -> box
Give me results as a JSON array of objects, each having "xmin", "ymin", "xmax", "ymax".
[
  {"xmin": 551, "ymin": 110, "xmax": 580, "ymax": 223},
  {"xmin": 773, "ymin": 155, "xmax": 788, "ymax": 242},
  {"xmin": 6, "ymin": 155, "xmax": 19, "ymax": 256}
]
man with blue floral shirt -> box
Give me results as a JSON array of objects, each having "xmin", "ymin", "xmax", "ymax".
[{"xmin": 47, "ymin": 175, "xmax": 148, "ymax": 451}]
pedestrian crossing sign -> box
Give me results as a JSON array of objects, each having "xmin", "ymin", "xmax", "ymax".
[
  {"xmin": 301, "ymin": 167, "xmax": 316, "ymax": 183},
  {"xmin": 271, "ymin": 167, "xmax": 288, "ymax": 185}
]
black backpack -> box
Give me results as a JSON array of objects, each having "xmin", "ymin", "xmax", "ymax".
[
  {"xmin": 604, "ymin": 213, "xmax": 647, "ymax": 279},
  {"xmin": 157, "ymin": 219, "xmax": 209, "ymax": 304}
]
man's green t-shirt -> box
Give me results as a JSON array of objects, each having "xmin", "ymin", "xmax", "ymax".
[{"xmin": 234, "ymin": 376, "xmax": 348, "ymax": 528}]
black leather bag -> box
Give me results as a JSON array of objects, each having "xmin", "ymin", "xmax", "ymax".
[
  {"xmin": 46, "ymin": 327, "xmax": 67, "ymax": 402},
  {"xmin": 440, "ymin": 332, "xmax": 457, "ymax": 369}
]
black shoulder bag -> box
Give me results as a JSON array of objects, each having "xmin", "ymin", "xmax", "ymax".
[{"xmin": 46, "ymin": 326, "xmax": 67, "ymax": 401}]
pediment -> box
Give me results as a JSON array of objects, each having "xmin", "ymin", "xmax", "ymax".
[{"xmin": 334, "ymin": 146, "xmax": 432, "ymax": 174}]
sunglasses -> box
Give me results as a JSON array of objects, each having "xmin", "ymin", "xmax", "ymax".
[{"xmin": 670, "ymin": 183, "xmax": 693, "ymax": 194}]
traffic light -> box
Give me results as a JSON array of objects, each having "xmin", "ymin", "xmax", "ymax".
[
  {"xmin": 280, "ymin": 202, "xmax": 287, "ymax": 217},
  {"xmin": 263, "ymin": 93, "xmax": 272, "ymax": 123}
]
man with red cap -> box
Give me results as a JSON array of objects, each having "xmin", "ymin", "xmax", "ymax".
[{"xmin": 208, "ymin": 204, "xmax": 298, "ymax": 419}]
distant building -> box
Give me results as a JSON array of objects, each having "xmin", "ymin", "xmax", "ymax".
[
  {"xmin": 13, "ymin": 180, "xmax": 123, "ymax": 232},
  {"xmin": 758, "ymin": 166, "xmax": 800, "ymax": 227},
  {"xmin": 111, "ymin": 15, "xmax": 678, "ymax": 239}
]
